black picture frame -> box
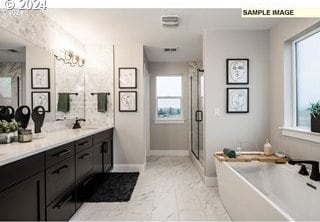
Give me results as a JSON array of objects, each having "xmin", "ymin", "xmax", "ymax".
[
  {"xmin": 119, "ymin": 91, "xmax": 137, "ymax": 112},
  {"xmin": 31, "ymin": 68, "xmax": 50, "ymax": 89},
  {"xmin": 226, "ymin": 88, "xmax": 249, "ymax": 113},
  {"xmin": 119, "ymin": 67, "xmax": 137, "ymax": 89},
  {"xmin": 31, "ymin": 91, "xmax": 51, "ymax": 112},
  {"xmin": 226, "ymin": 59, "xmax": 249, "ymax": 85}
]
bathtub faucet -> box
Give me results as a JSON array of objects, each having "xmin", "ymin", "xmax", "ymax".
[{"xmin": 288, "ymin": 159, "xmax": 320, "ymax": 181}]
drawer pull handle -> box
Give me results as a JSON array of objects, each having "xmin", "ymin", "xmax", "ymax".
[
  {"xmin": 53, "ymin": 149, "xmax": 71, "ymax": 157},
  {"xmin": 79, "ymin": 153, "xmax": 90, "ymax": 159},
  {"xmin": 54, "ymin": 195, "xmax": 73, "ymax": 209},
  {"xmin": 78, "ymin": 141, "xmax": 89, "ymax": 146},
  {"xmin": 52, "ymin": 165, "xmax": 68, "ymax": 174},
  {"xmin": 82, "ymin": 177, "xmax": 93, "ymax": 186}
]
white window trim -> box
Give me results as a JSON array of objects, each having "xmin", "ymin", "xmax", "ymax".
[
  {"xmin": 154, "ymin": 74, "xmax": 184, "ymax": 124},
  {"xmin": 281, "ymin": 27, "xmax": 320, "ymax": 143},
  {"xmin": 280, "ymin": 127, "xmax": 320, "ymax": 144}
]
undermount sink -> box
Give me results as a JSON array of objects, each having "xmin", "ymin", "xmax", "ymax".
[{"xmin": 79, "ymin": 127, "xmax": 99, "ymax": 131}]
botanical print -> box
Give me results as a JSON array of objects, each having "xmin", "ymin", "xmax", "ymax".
[
  {"xmin": 227, "ymin": 88, "xmax": 248, "ymax": 113},
  {"xmin": 32, "ymin": 68, "xmax": 50, "ymax": 89},
  {"xmin": 119, "ymin": 68, "xmax": 137, "ymax": 88},
  {"xmin": 32, "ymin": 92, "xmax": 50, "ymax": 112},
  {"xmin": 119, "ymin": 91, "xmax": 137, "ymax": 112},
  {"xmin": 227, "ymin": 59, "xmax": 248, "ymax": 84}
]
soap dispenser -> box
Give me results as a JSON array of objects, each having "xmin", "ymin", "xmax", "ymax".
[{"xmin": 264, "ymin": 139, "xmax": 274, "ymax": 156}]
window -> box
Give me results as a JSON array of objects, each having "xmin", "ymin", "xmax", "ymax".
[
  {"xmin": 156, "ymin": 76, "xmax": 182, "ymax": 120},
  {"xmin": 294, "ymin": 29, "xmax": 320, "ymax": 128}
]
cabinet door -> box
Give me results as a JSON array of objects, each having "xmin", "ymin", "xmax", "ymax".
[
  {"xmin": 102, "ymin": 138, "xmax": 113, "ymax": 172},
  {"xmin": 0, "ymin": 172, "xmax": 45, "ymax": 221},
  {"xmin": 92, "ymin": 143, "xmax": 103, "ymax": 174}
]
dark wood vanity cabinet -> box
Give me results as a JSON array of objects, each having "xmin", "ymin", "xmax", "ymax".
[
  {"xmin": 93, "ymin": 129, "xmax": 113, "ymax": 174},
  {"xmin": 0, "ymin": 128, "xmax": 113, "ymax": 221},
  {"xmin": 0, "ymin": 153, "xmax": 45, "ymax": 221}
]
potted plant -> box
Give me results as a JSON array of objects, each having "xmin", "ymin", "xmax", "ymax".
[
  {"xmin": 308, "ymin": 101, "xmax": 320, "ymax": 133},
  {"xmin": 0, "ymin": 120, "xmax": 18, "ymax": 144}
]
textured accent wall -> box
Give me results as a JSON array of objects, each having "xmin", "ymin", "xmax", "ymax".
[
  {"xmin": 84, "ymin": 45, "xmax": 114, "ymax": 127},
  {"xmin": 55, "ymin": 59, "xmax": 85, "ymax": 120},
  {"xmin": 0, "ymin": 10, "xmax": 84, "ymax": 55},
  {"xmin": 0, "ymin": 10, "xmax": 114, "ymax": 129}
]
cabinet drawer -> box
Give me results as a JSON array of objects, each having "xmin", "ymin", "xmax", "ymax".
[
  {"xmin": 46, "ymin": 142, "xmax": 75, "ymax": 168},
  {"xmin": 46, "ymin": 156, "xmax": 75, "ymax": 205},
  {"xmin": 46, "ymin": 188, "xmax": 75, "ymax": 221},
  {"xmin": 75, "ymin": 172, "xmax": 93, "ymax": 209},
  {"xmin": 0, "ymin": 153, "xmax": 44, "ymax": 192},
  {"xmin": 75, "ymin": 136, "xmax": 92, "ymax": 153},
  {"xmin": 76, "ymin": 148, "xmax": 93, "ymax": 180},
  {"xmin": 93, "ymin": 129, "xmax": 113, "ymax": 145}
]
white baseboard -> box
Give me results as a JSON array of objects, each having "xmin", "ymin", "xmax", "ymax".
[
  {"xmin": 147, "ymin": 150, "xmax": 189, "ymax": 156},
  {"xmin": 112, "ymin": 164, "xmax": 145, "ymax": 172},
  {"xmin": 205, "ymin": 176, "xmax": 217, "ymax": 187}
]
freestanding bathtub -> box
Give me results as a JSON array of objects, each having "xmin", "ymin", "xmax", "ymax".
[{"xmin": 215, "ymin": 159, "xmax": 320, "ymax": 221}]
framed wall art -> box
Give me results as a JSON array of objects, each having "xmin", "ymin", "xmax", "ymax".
[
  {"xmin": 31, "ymin": 68, "xmax": 50, "ymax": 89},
  {"xmin": 119, "ymin": 91, "xmax": 137, "ymax": 112},
  {"xmin": 119, "ymin": 67, "xmax": 137, "ymax": 89},
  {"xmin": 31, "ymin": 91, "xmax": 51, "ymax": 112},
  {"xmin": 226, "ymin": 59, "xmax": 249, "ymax": 84},
  {"xmin": 227, "ymin": 88, "xmax": 249, "ymax": 113}
]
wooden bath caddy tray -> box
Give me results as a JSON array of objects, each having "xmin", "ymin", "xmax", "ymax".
[{"xmin": 214, "ymin": 151, "xmax": 288, "ymax": 163}]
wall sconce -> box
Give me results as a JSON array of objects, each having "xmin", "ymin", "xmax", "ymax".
[{"xmin": 55, "ymin": 50, "xmax": 85, "ymax": 67}]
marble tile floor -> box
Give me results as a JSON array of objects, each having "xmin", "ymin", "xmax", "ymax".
[{"xmin": 70, "ymin": 156, "xmax": 231, "ymax": 221}]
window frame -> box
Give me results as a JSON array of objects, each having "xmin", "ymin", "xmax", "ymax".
[
  {"xmin": 154, "ymin": 74, "xmax": 184, "ymax": 123},
  {"xmin": 292, "ymin": 27, "xmax": 320, "ymax": 129}
]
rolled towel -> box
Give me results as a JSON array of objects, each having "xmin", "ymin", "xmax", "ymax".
[
  {"xmin": 97, "ymin": 93, "xmax": 108, "ymax": 112},
  {"xmin": 223, "ymin": 148, "xmax": 236, "ymax": 158},
  {"xmin": 57, "ymin": 93, "xmax": 70, "ymax": 112}
]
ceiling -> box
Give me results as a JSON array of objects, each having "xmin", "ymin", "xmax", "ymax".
[{"xmin": 45, "ymin": 9, "xmax": 280, "ymax": 62}]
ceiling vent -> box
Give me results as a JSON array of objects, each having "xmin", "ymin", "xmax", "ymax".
[
  {"xmin": 164, "ymin": 48, "xmax": 177, "ymax": 52},
  {"xmin": 161, "ymin": 15, "xmax": 180, "ymax": 27}
]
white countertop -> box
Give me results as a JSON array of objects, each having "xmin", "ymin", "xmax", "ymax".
[{"xmin": 0, "ymin": 126, "xmax": 113, "ymax": 167}]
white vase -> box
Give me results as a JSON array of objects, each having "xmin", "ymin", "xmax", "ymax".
[{"xmin": 0, "ymin": 132, "xmax": 16, "ymax": 144}]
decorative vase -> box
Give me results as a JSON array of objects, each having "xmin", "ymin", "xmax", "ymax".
[
  {"xmin": 0, "ymin": 132, "xmax": 16, "ymax": 144},
  {"xmin": 311, "ymin": 114, "xmax": 320, "ymax": 133}
]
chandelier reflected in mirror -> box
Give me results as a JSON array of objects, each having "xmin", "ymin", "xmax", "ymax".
[{"xmin": 55, "ymin": 50, "xmax": 85, "ymax": 67}]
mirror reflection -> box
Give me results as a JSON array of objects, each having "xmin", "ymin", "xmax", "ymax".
[
  {"xmin": 0, "ymin": 47, "xmax": 25, "ymax": 109},
  {"xmin": 55, "ymin": 57, "xmax": 85, "ymax": 120}
]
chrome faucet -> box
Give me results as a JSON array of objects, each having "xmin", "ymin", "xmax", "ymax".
[
  {"xmin": 288, "ymin": 159, "xmax": 320, "ymax": 181},
  {"xmin": 72, "ymin": 118, "xmax": 86, "ymax": 129}
]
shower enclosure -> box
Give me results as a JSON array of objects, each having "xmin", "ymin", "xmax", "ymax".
[{"xmin": 191, "ymin": 68, "xmax": 204, "ymax": 165}]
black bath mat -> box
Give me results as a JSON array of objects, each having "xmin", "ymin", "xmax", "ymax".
[{"xmin": 86, "ymin": 172, "xmax": 139, "ymax": 202}]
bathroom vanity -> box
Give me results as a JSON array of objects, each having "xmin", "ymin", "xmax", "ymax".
[{"xmin": 0, "ymin": 127, "xmax": 113, "ymax": 221}]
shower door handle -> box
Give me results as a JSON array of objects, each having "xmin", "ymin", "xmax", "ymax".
[{"xmin": 195, "ymin": 111, "xmax": 203, "ymax": 122}]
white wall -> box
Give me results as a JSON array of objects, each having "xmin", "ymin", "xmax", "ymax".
[
  {"xmin": 25, "ymin": 45, "xmax": 55, "ymax": 122},
  {"xmin": 203, "ymin": 30, "xmax": 270, "ymax": 177},
  {"xmin": 270, "ymin": 19, "xmax": 320, "ymax": 161},
  {"xmin": 114, "ymin": 43, "xmax": 146, "ymax": 170},
  {"xmin": 149, "ymin": 62, "xmax": 189, "ymax": 151}
]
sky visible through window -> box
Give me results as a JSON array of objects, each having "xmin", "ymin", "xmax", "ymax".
[
  {"xmin": 156, "ymin": 76, "xmax": 182, "ymax": 119},
  {"xmin": 296, "ymin": 30, "xmax": 320, "ymax": 127}
]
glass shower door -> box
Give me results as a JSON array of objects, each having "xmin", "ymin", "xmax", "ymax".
[{"xmin": 191, "ymin": 69, "xmax": 204, "ymax": 165}]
